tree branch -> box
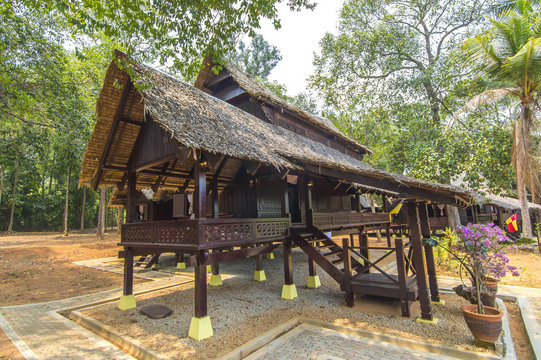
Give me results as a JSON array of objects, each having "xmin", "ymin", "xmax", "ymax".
[{"xmin": 0, "ymin": 109, "xmax": 57, "ymax": 128}]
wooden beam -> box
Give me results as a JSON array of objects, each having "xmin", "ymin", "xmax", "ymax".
[
  {"xmin": 92, "ymin": 81, "xmax": 132, "ymax": 190},
  {"xmin": 303, "ymin": 163, "xmax": 467, "ymax": 207},
  {"xmin": 194, "ymin": 159, "xmax": 207, "ymax": 219},
  {"xmin": 135, "ymin": 154, "xmax": 178, "ymax": 172},
  {"xmin": 120, "ymin": 117, "xmax": 143, "ymax": 126}
]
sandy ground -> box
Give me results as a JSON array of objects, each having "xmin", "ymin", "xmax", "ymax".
[
  {"xmin": 84, "ymin": 250, "xmax": 498, "ymax": 360},
  {"xmin": 0, "ymin": 231, "xmax": 146, "ymax": 360},
  {"xmin": 436, "ymin": 248, "xmax": 541, "ymax": 288},
  {"xmin": 0, "ymin": 231, "xmax": 146, "ymax": 306}
]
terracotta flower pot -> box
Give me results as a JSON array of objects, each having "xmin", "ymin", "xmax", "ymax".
[
  {"xmin": 469, "ymin": 277, "xmax": 500, "ymax": 294},
  {"xmin": 461, "ymin": 304, "xmax": 504, "ymax": 343}
]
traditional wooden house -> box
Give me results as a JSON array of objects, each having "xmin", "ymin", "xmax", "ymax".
[
  {"xmin": 415, "ymin": 194, "xmax": 541, "ymax": 232},
  {"xmin": 79, "ymin": 51, "xmax": 477, "ymax": 340}
]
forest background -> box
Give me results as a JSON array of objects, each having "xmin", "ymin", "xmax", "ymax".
[{"xmin": 0, "ymin": 0, "xmax": 529, "ymax": 234}]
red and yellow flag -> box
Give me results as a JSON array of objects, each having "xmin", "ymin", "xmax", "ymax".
[{"xmin": 505, "ymin": 213, "xmax": 518, "ymax": 233}]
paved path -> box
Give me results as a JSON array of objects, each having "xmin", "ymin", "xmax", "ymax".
[
  {"xmin": 439, "ymin": 276, "xmax": 541, "ymax": 359},
  {"xmin": 1, "ymin": 259, "xmax": 539, "ymax": 360},
  {"xmin": 245, "ymin": 323, "xmax": 457, "ymax": 360},
  {"xmin": 0, "ymin": 273, "xmax": 193, "ymax": 360}
]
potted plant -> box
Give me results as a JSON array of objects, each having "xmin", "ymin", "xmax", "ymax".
[{"xmin": 426, "ymin": 223, "xmax": 519, "ymax": 343}]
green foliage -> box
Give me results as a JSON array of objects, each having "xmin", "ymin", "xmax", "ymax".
[
  {"xmin": 232, "ymin": 35, "xmax": 282, "ymax": 78},
  {"xmin": 23, "ymin": 0, "xmax": 316, "ymax": 79},
  {"xmin": 309, "ymin": 0, "xmax": 517, "ymax": 193}
]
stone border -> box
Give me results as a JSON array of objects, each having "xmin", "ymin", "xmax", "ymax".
[
  {"xmin": 0, "ymin": 313, "xmax": 40, "ymax": 360},
  {"xmin": 69, "ymin": 310, "xmax": 167, "ymax": 360},
  {"xmin": 516, "ymin": 296, "xmax": 541, "ymax": 359},
  {"xmin": 220, "ymin": 316, "xmax": 503, "ymax": 360}
]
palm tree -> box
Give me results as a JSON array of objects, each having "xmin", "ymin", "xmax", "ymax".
[{"xmin": 449, "ymin": 0, "xmax": 541, "ymax": 238}]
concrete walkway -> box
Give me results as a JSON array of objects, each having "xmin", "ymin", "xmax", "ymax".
[
  {"xmin": 439, "ymin": 276, "xmax": 541, "ymax": 359},
  {"xmin": 1, "ymin": 260, "xmax": 540, "ymax": 360},
  {"xmin": 0, "ymin": 274, "xmax": 193, "ymax": 360}
]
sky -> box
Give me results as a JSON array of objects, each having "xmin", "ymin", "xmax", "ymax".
[{"xmin": 256, "ymin": 1, "xmax": 345, "ymax": 95}]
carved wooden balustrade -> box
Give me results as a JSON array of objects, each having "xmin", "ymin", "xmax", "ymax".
[
  {"xmin": 121, "ymin": 217, "xmax": 290, "ymax": 250},
  {"xmin": 312, "ymin": 212, "xmax": 390, "ymax": 230}
]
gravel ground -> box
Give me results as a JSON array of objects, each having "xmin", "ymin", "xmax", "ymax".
[{"xmin": 83, "ymin": 249, "xmax": 490, "ymax": 359}]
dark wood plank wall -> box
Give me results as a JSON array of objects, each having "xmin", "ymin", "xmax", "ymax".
[
  {"xmin": 256, "ymin": 175, "xmax": 283, "ymax": 218},
  {"xmin": 131, "ymin": 119, "xmax": 176, "ymax": 169}
]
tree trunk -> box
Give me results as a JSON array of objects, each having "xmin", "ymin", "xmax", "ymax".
[
  {"xmin": 97, "ymin": 187, "xmax": 106, "ymax": 239},
  {"xmin": 517, "ymin": 103, "xmax": 532, "ymax": 238},
  {"xmin": 116, "ymin": 207, "xmax": 123, "ymax": 234},
  {"xmin": 80, "ymin": 186, "xmax": 86, "ymax": 231},
  {"xmin": 447, "ymin": 205, "xmax": 462, "ymax": 229},
  {"xmin": 63, "ymin": 168, "xmax": 71, "ymax": 236},
  {"xmin": 0, "ymin": 167, "xmax": 4, "ymax": 206},
  {"xmin": 7, "ymin": 161, "xmax": 18, "ymax": 234},
  {"xmin": 48, "ymin": 152, "xmax": 55, "ymax": 195}
]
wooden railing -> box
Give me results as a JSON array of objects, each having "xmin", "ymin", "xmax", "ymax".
[
  {"xmin": 121, "ymin": 217, "xmax": 290, "ymax": 249},
  {"xmin": 312, "ymin": 212, "xmax": 390, "ymax": 229}
]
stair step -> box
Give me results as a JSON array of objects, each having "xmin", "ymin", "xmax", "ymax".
[
  {"xmin": 316, "ymin": 244, "xmax": 335, "ymax": 250},
  {"xmin": 322, "ymin": 251, "xmax": 340, "ymax": 257},
  {"xmin": 299, "ymin": 233, "xmax": 315, "ymax": 238},
  {"xmin": 332, "ymin": 258, "xmax": 344, "ymax": 265}
]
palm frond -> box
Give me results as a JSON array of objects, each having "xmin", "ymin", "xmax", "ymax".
[{"xmin": 446, "ymin": 88, "xmax": 518, "ymax": 131}]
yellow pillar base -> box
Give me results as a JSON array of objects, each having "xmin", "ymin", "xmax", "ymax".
[
  {"xmin": 188, "ymin": 316, "xmax": 213, "ymax": 341},
  {"xmin": 206, "ymin": 264, "xmax": 212, "ymax": 273},
  {"xmin": 431, "ymin": 299, "xmax": 446, "ymax": 305},
  {"xmin": 266, "ymin": 253, "xmax": 274, "ymax": 260},
  {"xmin": 416, "ymin": 316, "xmax": 439, "ymax": 325},
  {"xmin": 118, "ymin": 295, "xmax": 136, "ymax": 310},
  {"xmin": 209, "ymin": 274, "xmax": 223, "ymax": 286},
  {"xmin": 254, "ymin": 270, "xmax": 266, "ymax": 281},
  {"xmin": 175, "ymin": 262, "xmax": 186, "ymax": 270},
  {"xmin": 281, "ymin": 284, "xmax": 298, "ymax": 300},
  {"xmin": 307, "ymin": 275, "xmax": 321, "ymax": 289}
]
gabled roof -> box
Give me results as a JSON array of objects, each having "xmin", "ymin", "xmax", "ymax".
[
  {"xmin": 79, "ymin": 51, "xmax": 477, "ymax": 207},
  {"xmin": 483, "ymin": 193, "xmax": 541, "ymax": 212},
  {"xmin": 194, "ymin": 58, "xmax": 371, "ymax": 155}
]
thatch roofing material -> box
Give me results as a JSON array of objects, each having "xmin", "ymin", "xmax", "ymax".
[
  {"xmin": 195, "ymin": 59, "xmax": 371, "ymax": 155},
  {"xmin": 483, "ymin": 194, "xmax": 541, "ymax": 212},
  {"xmin": 80, "ymin": 51, "xmax": 477, "ymax": 206}
]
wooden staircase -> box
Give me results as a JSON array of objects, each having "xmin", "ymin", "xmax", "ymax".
[{"xmin": 291, "ymin": 226, "xmax": 418, "ymax": 317}]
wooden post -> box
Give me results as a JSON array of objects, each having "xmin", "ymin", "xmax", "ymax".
[
  {"xmin": 194, "ymin": 159, "xmax": 207, "ymax": 219},
  {"xmin": 305, "ymin": 176, "xmax": 313, "ymax": 229},
  {"xmin": 281, "ymin": 178, "xmax": 290, "ymax": 218},
  {"xmin": 127, "ymin": 171, "xmax": 136, "ymax": 223},
  {"xmin": 386, "ymin": 223, "xmax": 391, "ymax": 247},
  {"xmin": 395, "ymin": 238, "xmax": 410, "ymax": 317},
  {"xmin": 354, "ymin": 193, "xmax": 361, "ymax": 213},
  {"xmin": 342, "ymin": 238, "xmax": 353, "ymax": 307},
  {"xmin": 194, "ymin": 252, "xmax": 208, "ymax": 318},
  {"xmin": 283, "ymin": 240, "xmax": 293, "ymax": 285},
  {"xmin": 211, "ymin": 182, "xmax": 219, "ymax": 219},
  {"xmin": 406, "ymin": 202, "xmax": 433, "ymax": 322},
  {"xmin": 418, "ymin": 203, "xmax": 440, "ymax": 303},
  {"xmin": 359, "ymin": 227, "xmax": 369, "ymax": 272},
  {"xmin": 123, "ymin": 247, "xmax": 134, "ymax": 296}
]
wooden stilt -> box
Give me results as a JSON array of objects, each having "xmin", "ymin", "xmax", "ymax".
[
  {"xmin": 406, "ymin": 202, "xmax": 434, "ymax": 322},
  {"xmin": 123, "ymin": 247, "xmax": 134, "ymax": 296},
  {"xmin": 342, "ymin": 238, "xmax": 354, "ymax": 307},
  {"xmin": 395, "ymin": 238, "xmax": 410, "ymax": 317},
  {"xmin": 119, "ymin": 246, "xmax": 136, "ymax": 310},
  {"xmin": 283, "ymin": 240, "xmax": 293, "ymax": 285},
  {"xmin": 194, "ymin": 254, "xmax": 207, "ymax": 318},
  {"xmin": 418, "ymin": 204, "xmax": 441, "ymax": 303}
]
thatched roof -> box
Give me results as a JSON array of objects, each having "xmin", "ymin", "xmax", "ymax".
[
  {"xmin": 482, "ymin": 193, "xmax": 541, "ymax": 212},
  {"xmin": 194, "ymin": 58, "xmax": 371, "ymax": 155},
  {"xmin": 79, "ymin": 51, "xmax": 477, "ymax": 206}
]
